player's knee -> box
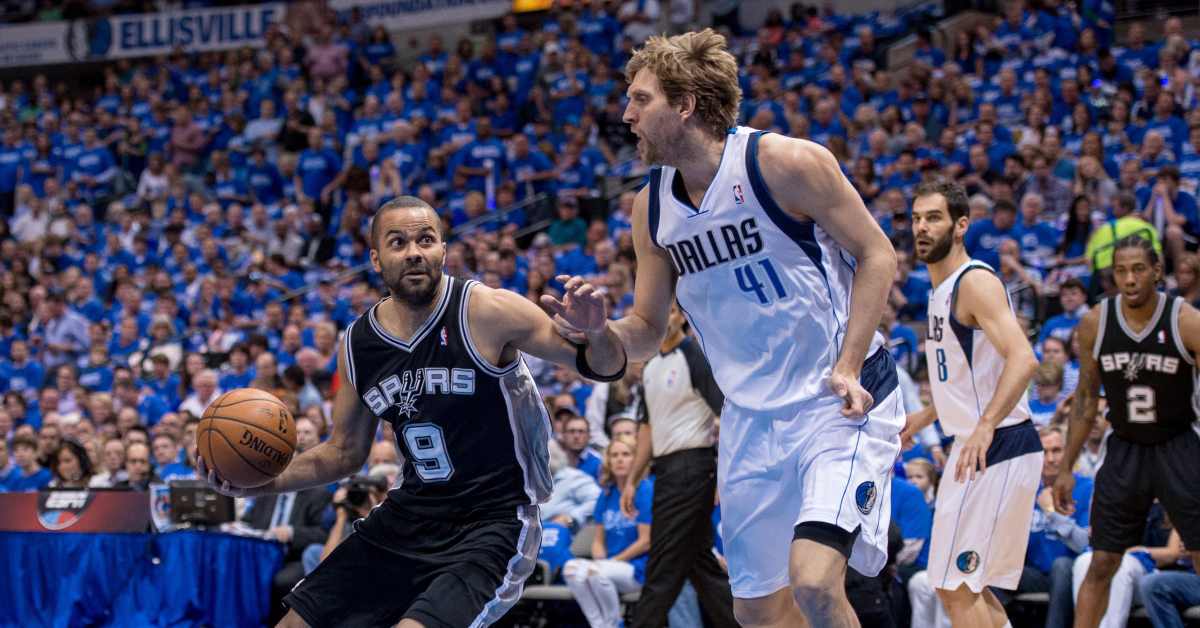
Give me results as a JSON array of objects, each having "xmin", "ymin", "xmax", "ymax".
[
  {"xmin": 791, "ymin": 580, "xmax": 842, "ymax": 617},
  {"xmin": 1083, "ymin": 551, "xmax": 1123, "ymax": 580}
]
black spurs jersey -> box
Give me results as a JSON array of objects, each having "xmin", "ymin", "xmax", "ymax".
[
  {"xmin": 1094, "ymin": 294, "xmax": 1199, "ymax": 445},
  {"xmin": 343, "ymin": 275, "xmax": 553, "ymax": 519}
]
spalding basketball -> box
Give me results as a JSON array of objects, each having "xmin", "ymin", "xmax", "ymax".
[{"xmin": 197, "ymin": 388, "xmax": 296, "ymax": 488}]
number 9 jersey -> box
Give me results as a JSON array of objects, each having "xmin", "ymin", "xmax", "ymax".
[
  {"xmin": 342, "ymin": 275, "xmax": 554, "ymax": 521},
  {"xmin": 924, "ymin": 260, "xmax": 1032, "ymax": 438}
]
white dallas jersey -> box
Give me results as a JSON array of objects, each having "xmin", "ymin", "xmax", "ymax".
[
  {"xmin": 925, "ymin": 259, "xmax": 1031, "ymax": 437},
  {"xmin": 649, "ymin": 127, "xmax": 885, "ymax": 411}
]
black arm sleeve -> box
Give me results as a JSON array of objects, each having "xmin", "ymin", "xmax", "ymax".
[{"xmin": 680, "ymin": 337, "xmax": 724, "ymax": 415}]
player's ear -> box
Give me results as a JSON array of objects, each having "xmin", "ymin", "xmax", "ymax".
[
  {"xmin": 369, "ymin": 247, "xmax": 382, "ymax": 273},
  {"xmin": 678, "ymin": 93, "xmax": 696, "ymax": 120}
]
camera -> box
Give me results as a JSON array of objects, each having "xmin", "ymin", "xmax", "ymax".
[{"xmin": 340, "ymin": 475, "xmax": 387, "ymax": 511}]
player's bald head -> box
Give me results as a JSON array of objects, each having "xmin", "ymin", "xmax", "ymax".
[{"xmin": 369, "ymin": 197, "xmax": 441, "ymax": 249}]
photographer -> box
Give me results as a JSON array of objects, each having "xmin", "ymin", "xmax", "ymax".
[{"xmin": 302, "ymin": 473, "xmax": 388, "ymax": 575}]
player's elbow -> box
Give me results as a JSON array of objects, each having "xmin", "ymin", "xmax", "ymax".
[{"xmin": 1012, "ymin": 347, "xmax": 1039, "ymax": 381}]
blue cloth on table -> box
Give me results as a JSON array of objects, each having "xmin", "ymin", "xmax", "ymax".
[{"xmin": 0, "ymin": 530, "xmax": 283, "ymax": 628}]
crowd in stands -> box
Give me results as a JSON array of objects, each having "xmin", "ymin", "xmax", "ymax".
[{"xmin": 0, "ymin": 0, "xmax": 1199, "ymax": 624}]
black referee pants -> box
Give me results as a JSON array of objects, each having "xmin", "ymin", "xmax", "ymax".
[{"xmin": 632, "ymin": 447, "xmax": 738, "ymax": 628}]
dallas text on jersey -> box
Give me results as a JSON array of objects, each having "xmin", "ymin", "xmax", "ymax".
[{"xmin": 663, "ymin": 217, "xmax": 764, "ymax": 277}]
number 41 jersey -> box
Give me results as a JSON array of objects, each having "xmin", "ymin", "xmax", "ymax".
[
  {"xmin": 1094, "ymin": 293, "xmax": 1199, "ymax": 445},
  {"xmin": 342, "ymin": 275, "xmax": 553, "ymax": 519}
]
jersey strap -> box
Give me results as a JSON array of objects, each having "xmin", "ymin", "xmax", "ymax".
[
  {"xmin": 648, "ymin": 166, "xmax": 663, "ymax": 249},
  {"xmin": 744, "ymin": 130, "xmax": 826, "ymax": 280},
  {"xmin": 947, "ymin": 262, "xmax": 998, "ymax": 368}
]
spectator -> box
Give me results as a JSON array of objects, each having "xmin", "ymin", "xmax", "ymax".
[
  {"xmin": 303, "ymin": 473, "xmax": 388, "ymax": 575},
  {"xmin": 542, "ymin": 438, "xmax": 601, "ymax": 532},
  {"xmin": 1172, "ymin": 253, "xmax": 1200, "ymax": 309},
  {"xmin": 1029, "ymin": 362, "xmax": 1064, "ymax": 427},
  {"xmin": 47, "ymin": 438, "xmax": 94, "ymax": 488},
  {"xmin": 903, "ymin": 459, "xmax": 937, "ymax": 507},
  {"xmin": 1085, "ymin": 192, "xmax": 1161, "ymax": 283},
  {"xmin": 1039, "ymin": 278, "xmax": 1090, "ymax": 347},
  {"xmin": 33, "ymin": 290, "xmax": 90, "ymax": 369},
  {"xmin": 113, "ymin": 442, "xmax": 158, "ymax": 490},
  {"xmin": 245, "ymin": 480, "xmax": 332, "ymax": 621},
  {"xmin": 1137, "ymin": 568, "xmax": 1200, "ymax": 628},
  {"xmin": 294, "ymin": 417, "xmax": 321, "ymax": 454},
  {"xmin": 1020, "ymin": 427, "xmax": 1092, "ymax": 628},
  {"xmin": 88, "ymin": 438, "xmax": 126, "ymax": 488},
  {"xmin": 179, "ymin": 370, "xmax": 221, "ymax": 418},
  {"xmin": 2, "ymin": 434, "xmax": 51, "ymax": 491},
  {"xmin": 891, "ymin": 471, "xmax": 933, "ymax": 572},
  {"xmin": 151, "ymin": 432, "xmax": 191, "ymax": 482},
  {"xmin": 1017, "ymin": 192, "xmax": 1060, "ymax": 274},
  {"xmin": 563, "ymin": 435, "xmax": 653, "ymax": 628},
  {"xmin": 965, "ymin": 199, "xmax": 1020, "ymax": 270},
  {"xmin": 560, "ymin": 413, "xmax": 602, "ymax": 481}
]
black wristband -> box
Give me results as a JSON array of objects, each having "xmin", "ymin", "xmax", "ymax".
[{"xmin": 574, "ymin": 342, "xmax": 627, "ymax": 382}]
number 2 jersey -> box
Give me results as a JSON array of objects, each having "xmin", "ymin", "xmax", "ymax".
[
  {"xmin": 342, "ymin": 275, "xmax": 553, "ymax": 521},
  {"xmin": 1093, "ymin": 293, "xmax": 1199, "ymax": 445},
  {"xmin": 925, "ymin": 260, "xmax": 1031, "ymax": 438},
  {"xmin": 647, "ymin": 126, "xmax": 885, "ymax": 411}
]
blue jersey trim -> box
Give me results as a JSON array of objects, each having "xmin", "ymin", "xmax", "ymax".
[
  {"xmin": 648, "ymin": 167, "xmax": 662, "ymax": 249},
  {"xmin": 745, "ymin": 131, "xmax": 825, "ymax": 279},
  {"xmin": 985, "ymin": 420, "xmax": 1042, "ymax": 466},
  {"xmin": 860, "ymin": 347, "xmax": 899, "ymax": 402},
  {"xmin": 948, "ymin": 264, "xmax": 996, "ymax": 368},
  {"xmin": 745, "ymin": 130, "xmax": 846, "ymax": 354}
]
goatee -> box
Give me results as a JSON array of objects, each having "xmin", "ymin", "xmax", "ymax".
[
  {"xmin": 917, "ymin": 232, "xmax": 954, "ymax": 264},
  {"xmin": 384, "ymin": 265, "xmax": 443, "ymax": 307}
]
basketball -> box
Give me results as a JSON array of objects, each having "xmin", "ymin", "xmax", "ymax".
[{"xmin": 197, "ymin": 388, "xmax": 297, "ymax": 488}]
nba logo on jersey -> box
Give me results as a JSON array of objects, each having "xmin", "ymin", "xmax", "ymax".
[
  {"xmin": 440, "ymin": 327, "xmax": 448, "ymax": 346},
  {"xmin": 732, "ymin": 184, "xmax": 745, "ymax": 205}
]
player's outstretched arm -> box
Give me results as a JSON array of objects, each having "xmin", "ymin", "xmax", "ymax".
[
  {"xmin": 955, "ymin": 270, "xmax": 1040, "ymax": 481},
  {"xmin": 1054, "ymin": 308, "xmax": 1101, "ymax": 515},
  {"xmin": 472, "ymin": 283, "xmax": 627, "ymax": 380},
  {"xmin": 756, "ymin": 135, "xmax": 897, "ymax": 415},
  {"xmin": 607, "ymin": 186, "xmax": 677, "ymax": 361},
  {"xmin": 200, "ymin": 346, "xmax": 378, "ymax": 496}
]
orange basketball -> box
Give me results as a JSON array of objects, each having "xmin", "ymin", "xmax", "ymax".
[{"xmin": 197, "ymin": 388, "xmax": 296, "ymax": 488}]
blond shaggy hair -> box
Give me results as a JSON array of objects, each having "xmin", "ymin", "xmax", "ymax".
[{"xmin": 625, "ymin": 29, "xmax": 742, "ymax": 139}]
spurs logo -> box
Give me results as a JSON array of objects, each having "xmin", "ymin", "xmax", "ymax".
[
  {"xmin": 1123, "ymin": 353, "xmax": 1145, "ymax": 382},
  {"xmin": 395, "ymin": 369, "xmax": 424, "ymax": 418}
]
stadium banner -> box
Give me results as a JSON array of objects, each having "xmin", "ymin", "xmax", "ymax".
[
  {"xmin": 0, "ymin": 3, "xmax": 284, "ymax": 68},
  {"xmin": 0, "ymin": 21, "xmax": 71, "ymax": 68},
  {"xmin": 330, "ymin": 0, "xmax": 511, "ymax": 31}
]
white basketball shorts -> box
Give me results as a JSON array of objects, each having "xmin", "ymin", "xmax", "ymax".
[
  {"xmin": 928, "ymin": 420, "xmax": 1043, "ymax": 593},
  {"xmin": 718, "ymin": 348, "xmax": 904, "ymax": 599}
]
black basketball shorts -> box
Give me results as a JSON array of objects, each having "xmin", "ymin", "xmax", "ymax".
[
  {"xmin": 1090, "ymin": 427, "xmax": 1200, "ymax": 552},
  {"xmin": 284, "ymin": 504, "xmax": 541, "ymax": 628}
]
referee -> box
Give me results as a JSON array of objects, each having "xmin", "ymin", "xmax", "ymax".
[{"xmin": 623, "ymin": 303, "xmax": 737, "ymax": 628}]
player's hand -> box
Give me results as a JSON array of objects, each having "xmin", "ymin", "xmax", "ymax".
[
  {"xmin": 620, "ymin": 481, "xmax": 638, "ymax": 519},
  {"xmin": 1052, "ymin": 471, "xmax": 1076, "ymax": 516},
  {"xmin": 829, "ymin": 370, "xmax": 873, "ymax": 418},
  {"xmin": 954, "ymin": 423, "xmax": 994, "ymax": 483},
  {"xmin": 541, "ymin": 275, "xmax": 608, "ymax": 336},
  {"xmin": 550, "ymin": 514, "xmax": 574, "ymax": 527},
  {"xmin": 196, "ymin": 454, "xmax": 249, "ymax": 498}
]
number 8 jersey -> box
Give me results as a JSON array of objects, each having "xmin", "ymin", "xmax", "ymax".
[
  {"xmin": 1094, "ymin": 293, "xmax": 1199, "ymax": 445},
  {"xmin": 342, "ymin": 275, "xmax": 553, "ymax": 521},
  {"xmin": 924, "ymin": 260, "xmax": 1031, "ymax": 438}
]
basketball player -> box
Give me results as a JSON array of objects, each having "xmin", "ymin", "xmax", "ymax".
[
  {"xmin": 552, "ymin": 30, "xmax": 904, "ymax": 627},
  {"xmin": 198, "ymin": 197, "xmax": 628, "ymax": 628},
  {"xmin": 1053, "ymin": 235, "xmax": 1200, "ymax": 628},
  {"xmin": 900, "ymin": 181, "xmax": 1042, "ymax": 628}
]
